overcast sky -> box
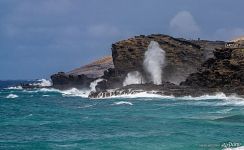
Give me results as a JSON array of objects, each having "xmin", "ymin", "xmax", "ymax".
[{"xmin": 1, "ymin": 0, "xmax": 244, "ymax": 80}]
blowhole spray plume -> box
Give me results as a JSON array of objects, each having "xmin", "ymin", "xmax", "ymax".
[{"xmin": 143, "ymin": 41, "xmax": 166, "ymax": 85}]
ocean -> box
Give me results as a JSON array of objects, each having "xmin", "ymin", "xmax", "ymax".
[{"xmin": 0, "ymin": 81, "xmax": 244, "ymax": 150}]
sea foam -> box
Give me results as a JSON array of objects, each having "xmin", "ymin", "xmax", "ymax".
[
  {"xmin": 6, "ymin": 94, "xmax": 18, "ymax": 99},
  {"xmin": 112, "ymin": 101, "xmax": 133, "ymax": 106},
  {"xmin": 5, "ymin": 86, "xmax": 23, "ymax": 90},
  {"xmin": 31, "ymin": 79, "xmax": 52, "ymax": 87}
]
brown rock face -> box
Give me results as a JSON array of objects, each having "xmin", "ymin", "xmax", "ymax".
[
  {"xmin": 181, "ymin": 47, "xmax": 244, "ymax": 91},
  {"xmin": 51, "ymin": 56, "xmax": 114, "ymax": 90},
  {"xmin": 112, "ymin": 34, "xmax": 225, "ymax": 84},
  {"xmin": 67, "ymin": 56, "xmax": 114, "ymax": 78}
]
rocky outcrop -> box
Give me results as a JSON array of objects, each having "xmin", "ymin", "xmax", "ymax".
[
  {"xmin": 67, "ymin": 56, "xmax": 114, "ymax": 78},
  {"xmin": 90, "ymin": 39, "xmax": 244, "ymax": 98},
  {"xmin": 51, "ymin": 72, "xmax": 94, "ymax": 90},
  {"xmin": 50, "ymin": 34, "xmax": 226, "ymax": 92},
  {"xmin": 94, "ymin": 34, "xmax": 225, "ymax": 91},
  {"xmin": 88, "ymin": 82, "xmax": 236, "ymax": 99},
  {"xmin": 113, "ymin": 34, "xmax": 201, "ymax": 84},
  {"xmin": 181, "ymin": 43, "xmax": 244, "ymax": 94},
  {"xmin": 51, "ymin": 56, "xmax": 114, "ymax": 90}
]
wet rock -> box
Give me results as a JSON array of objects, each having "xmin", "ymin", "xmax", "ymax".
[
  {"xmin": 51, "ymin": 72, "xmax": 94, "ymax": 90},
  {"xmin": 51, "ymin": 56, "xmax": 113, "ymax": 90}
]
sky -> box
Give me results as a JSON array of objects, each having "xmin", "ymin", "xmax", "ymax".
[{"xmin": 1, "ymin": 0, "xmax": 244, "ymax": 80}]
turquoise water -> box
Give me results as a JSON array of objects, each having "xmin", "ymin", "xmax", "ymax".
[{"xmin": 1, "ymin": 87, "xmax": 244, "ymax": 150}]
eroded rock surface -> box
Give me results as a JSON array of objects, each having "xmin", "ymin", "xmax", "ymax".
[
  {"xmin": 94, "ymin": 34, "xmax": 225, "ymax": 91},
  {"xmin": 51, "ymin": 56, "xmax": 113, "ymax": 90},
  {"xmin": 181, "ymin": 46, "xmax": 244, "ymax": 94}
]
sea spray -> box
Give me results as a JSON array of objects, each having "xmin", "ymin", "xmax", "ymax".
[
  {"xmin": 90, "ymin": 79, "xmax": 104, "ymax": 92},
  {"xmin": 31, "ymin": 79, "xmax": 52, "ymax": 87},
  {"xmin": 123, "ymin": 71, "xmax": 144, "ymax": 86},
  {"xmin": 61, "ymin": 78, "xmax": 104, "ymax": 97},
  {"xmin": 143, "ymin": 41, "xmax": 166, "ymax": 85}
]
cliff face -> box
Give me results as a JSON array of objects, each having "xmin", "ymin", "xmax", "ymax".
[
  {"xmin": 181, "ymin": 44, "xmax": 244, "ymax": 94},
  {"xmin": 112, "ymin": 34, "xmax": 225, "ymax": 84},
  {"xmin": 67, "ymin": 56, "xmax": 114, "ymax": 78},
  {"xmin": 50, "ymin": 34, "xmax": 226, "ymax": 91}
]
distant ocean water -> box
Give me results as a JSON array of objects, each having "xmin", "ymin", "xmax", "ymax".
[{"xmin": 1, "ymin": 81, "xmax": 244, "ymax": 150}]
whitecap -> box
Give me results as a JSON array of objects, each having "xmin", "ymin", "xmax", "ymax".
[
  {"xmin": 24, "ymin": 88, "xmax": 60, "ymax": 93},
  {"xmin": 39, "ymin": 88, "xmax": 60, "ymax": 92},
  {"xmin": 6, "ymin": 94, "xmax": 18, "ymax": 99},
  {"xmin": 78, "ymin": 104, "xmax": 94, "ymax": 108},
  {"xmin": 5, "ymin": 86, "xmax": 23, "ymax": 90},
  {"xmin": 42, "ymin": 95, "xmax": 50, "ymax": 97},
  {"xmin": 215, "ymin": 108, "xmax": 233, "ymax": 114},
  {"xmin": 61, "ymin": 88, "xmax": 90, "ymax": 98},
  {"xmin": 178, "ymin": 93, "xmax": 244, "ymax": 101},
  {"xmin": 112, "ymin": 101, "xmax": 133, "ymax": 106},
  {"xmin": 31, "ymin": 79, "xmax": 52, "ymax": 87}
]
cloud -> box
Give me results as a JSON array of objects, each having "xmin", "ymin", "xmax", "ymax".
[
  {"xmin": 87, "ymin": 24, "xmax": 120, "ymax": 38},
  {"xmin": 169, "ymin": 11, "xmax": 201, "ymax": 38},
  {"xmin": 213, "ymin": 28, "xmax": 244, "ymax": 41}
]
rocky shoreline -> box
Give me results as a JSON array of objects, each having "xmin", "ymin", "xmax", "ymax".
[{"xmin": 47, "ymin": 34, "xmax": 244, "ymax": 98}]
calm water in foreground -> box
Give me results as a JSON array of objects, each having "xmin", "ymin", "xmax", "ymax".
[{"xmin": 0, "ymin": 84, "xmax": 244, "ymax": 150}]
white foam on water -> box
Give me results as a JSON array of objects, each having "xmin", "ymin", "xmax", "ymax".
[
  {"xmin": 78, "ymin": 104, "xmax": 94, "ymax": 109},
  {"xmin": 23, "ymin": 88, "xmax": 60, "ymax": 93},
  {"xmin": 112, "ymin": 101, "xmax": 133, "ymax": 106},
  {"xmin": 32, "ymin": 79, "xmax": 52, "ymax": 87},
  {"xmin": 101, "ymin": 91, "xmax": 175, "ymax": 99},
  {"xmin": 59, "ymin": 78, "xmax": 104, "ymax": 98},
  {"xmin": 178, "ymin": 93, "xmax": 244, "ymax": 101},
  {"xmin": 61, "ymin": 88, "xmax": 90, "ymax": 98},
  {"xmin": 176, "ymin": 93, "xmax": 244, "ymax": 106},
  {"xmin": 215, "ymin": 108, "xmax": 233, "ymax": 114},
  {"xmin": 42, "ymin": 95, "xmax": 50, "ymax": 97},
  {"xmin": 39, "ymin": 88, "xmax": 59, "ymax": 92},
  {"xmin": 6, "ymin": 94, "xmax": 18, "ymax": 99},
  {"xmin": 5, "ymin": 86, "xmax": 23, "ymax": 90}
]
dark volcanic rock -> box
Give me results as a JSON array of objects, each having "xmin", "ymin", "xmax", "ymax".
[
  {"xmin": 51, "ymin": 72, "xmax": 94, "ymax": 90},
  {"xmin": 181, "ymin": 45, "xmax": 244, "ymax": 93},
  {"xmin": 88, "ymin": 82, "xmax": 231, "ymax": 99},
  {"xmin": 50, "ymin": 34, "xmax": 226, "ymax": 93},
  {"xmin": 111, "ymin": 34, "xmax": 225, "ymax": 85},
  {"xmin": 51, "ymin": 56, "xmax": 114, "ymax": 90}
]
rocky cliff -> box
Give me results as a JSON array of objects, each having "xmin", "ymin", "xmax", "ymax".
[
  {"xmin": 51, "ymin": 34, "xmax": 226, "ymax": 91},
  {"xmin": 51, "ymin": 56, "xmax": 114, "ymax": 89},
  {"xmin": 94, "ymin": 34, "xmax": 225, "ymax": 91},
  {"xmin": 67, "ymin": 56, "xmax": 114, "ymax": 78},
  {"xmin": 89, "ymin": 40, "xmax": 244, "ymax": 99},
  {"xmin": 181, "ymin": 40, "xmax": 244, "ymax": 95}
]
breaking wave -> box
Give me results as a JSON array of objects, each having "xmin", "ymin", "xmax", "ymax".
[
  {"xmin": 112, "ymin": 101, "xmax": 133, "ymax": 106},
  {"xmin": 61, "ymin": 88, "xmax": 90, "ymax": 98},
  {"xmin": 6, "ymin": 94, "xmax": 18, "ymax": 99},
  {"xmin": 31, "ymin": 79, "xmax": 52, "ymax": 87},
  {"xmin": 5, "ymin": 86, "xmax": 23, "ymax": 90}
]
